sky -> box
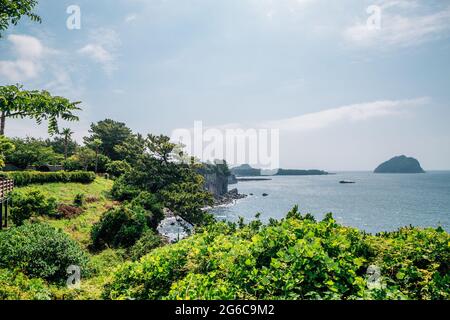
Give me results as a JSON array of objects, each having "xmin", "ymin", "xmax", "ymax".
[{"xmin": 0, "ymin": 0, "xmax": 450, "ymax": 171}]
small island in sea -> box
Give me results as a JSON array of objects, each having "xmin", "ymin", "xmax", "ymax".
[
  {"xmin": 231, "ymin": 164, "xmax": 329, "ymax": 177},
  {"xmin": 374, "ymin": 155, "xmax": 425, "ymax": 174}
]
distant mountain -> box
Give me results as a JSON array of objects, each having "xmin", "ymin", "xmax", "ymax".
[
  {"xmin": 230, "ymin": 164, "xmax": 261, "ymax": 177},
  {"xmin": 374, "ymin": 155, "xmax": 425, "ymax": 174},
  {"xmin": 231, "ymin": 164, "xmax": 329, "ymax": 177},
  {"xmin": 276, "ymin": 169, "xmax": 328, "ymax": 176}
]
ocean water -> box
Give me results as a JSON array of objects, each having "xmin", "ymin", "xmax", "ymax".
[{"xmin": 211, "ymin": 171, "xmax": 450, "ymax": 234}]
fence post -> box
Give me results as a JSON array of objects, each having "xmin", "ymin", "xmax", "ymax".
[{"xmin": 4, "ymin": 199, "xmax": 8, "ymax": 228}]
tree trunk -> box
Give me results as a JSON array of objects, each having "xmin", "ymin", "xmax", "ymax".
[
  {"xmin": 95, "ymin": 149, "xmax": 99, "ymax": 173},
  {"xmin": 64, "ymin": 137, "xmax": 68, "ymax": 160},
  {"xmin": 0, "ymin": 112, "xmax": 6, "ymax": 136}
]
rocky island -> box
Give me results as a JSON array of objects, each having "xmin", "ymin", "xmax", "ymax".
[
  {"xmin": 374, "ymin": 155, "xmax": 425, "ymax": 174},
  {"xmin": 231, "ymin": 164, "xmax": 329, "ymax": 177}
]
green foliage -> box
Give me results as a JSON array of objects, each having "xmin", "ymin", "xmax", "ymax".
[
  {"xmin": 0, "ymin": 223, "xmax": 88, "ymax": 282},
  {"xmin": 129, "ymin": 230, "xmax": 164, "ymax": 261},
  {"xmin": 129, "ymin": 191, "xmax": 164, "ymax": 229},
  {"xmin": 73, "ymin": 193, "xmax": 85, "ymax": 207},
  {"xmin": 106, "ymin": 160, "xmax": 131, "ymax": 178},
  {"xmin": 0, "ymin": 268, "xmax": 52, "ymax": 300},
  {"xmin": 104, "ymin": 211, "xmax": 450, "ymax": 300},
  {"xmin": 0, "ymin": 85, "xmax": 81, "ymax": 135},
  {"xmin": 111, "ymin": 134, "xmax": 213, "ymax": 225},
  {"xmin": 10, "ymin": 189, "xmax": 57, "ymax": 225},
  {"xmin": 366, "ymin": 227, "xmax": 450, "ymax": 300},
  {"xmin": 91, "ymin": 206, "xmax": 148, "ymax": 250},
  {"xmin": 46, "ymin": 129, "xmax": 78, "ymax": 159},
  {"xmin": 160, "ymin": 181, "xmax": 213, "ymax": 225},
  {"xmin": 5, "ymin": 137, "xmax": 63, "ymax": 169},
  {"xmin": 3, "ymin": 170, "xmax": 96, "ymax": 186},
  {"xmin": 0, "ymin": 134, "xmax": 14, "ymax": 168},
  {"xmin": 0, "ymin": 0, "xmax": 41, "ymax": 37},
  {"xmin": 84, "ymin": 119, "xmax": 133, "ymax": 160},
  {"xmin": 110, "ymin": 175, "xmax": 141, "ymax": 201}
]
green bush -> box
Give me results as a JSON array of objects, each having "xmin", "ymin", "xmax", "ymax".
[
  {"xmin": 129, "ymin": 230, "xmax": 164, "ymax": 261},
  {"xmin": 110, "ymin": 175, "xmax": 141, "ymax": 201},
  {"xmin": 103, "ymin": 208, "xmax": 450, "ymax": 300},
  {"xmin": 0, "ymin": 268, "xmax": 52, "ymax": 300},
  {"xmin": 106, "ymin": 160, "xmax": 131, "ymax": 178},
  {"xmin": 73, "ymin": 193, "xmax": 85, "ymax": 207},
  {"xmin": 91, "ymin": 206, "xmax": 148, "ymax": 250},
  {"xmin": 0, "ymin": 223, "xmax": 89, "ymax": 282},
  {"xmin": 10, "ymin": 189, "xmax": 57, "ymax": 225},
  {"xmin": 3, "ymin": 171, "xmax": 96, "ymax": 186},
  {"xmin": 129, "ymin": 192, "xmax": 164, "ymax": 229}
]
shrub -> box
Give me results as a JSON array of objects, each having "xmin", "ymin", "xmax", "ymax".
[
  {"xmin": 0, "ymin": 268, "xmax": 52, "ymax": 300},
  {"xmin": 103, "ymin": 210, "xmax": 450, "ymax": 300},
  {"xmin": 110, "ymin": 176, "xmax": 141, "ymax": 201},
  {"xmin": 0, "ymin": 223, "xmax": 89, "ymax": 282},
  {"xmin": 129, "ymin": 230, "xmax": 164, "ymax": 261},
  {"xmin": 3, "ymin": 171, "xmax": 96, "ymax": 186},
  {"xmin": 10, "ymin": 189, "xmax": 57, "ymax": 225},
  {"xmin": 106, "ymin": 160, "xmax": 131, "ymax": 178},
  {"xmin": 74, "ymin": 193, "xmax": 85, "ymax": 207},
  {"xmin": 129, "ymin": 192, "xmax": 164, "ymax": 229},
  {"xmin": 91, "ymin": 206, "xmax": 148, "ymax": 250}
]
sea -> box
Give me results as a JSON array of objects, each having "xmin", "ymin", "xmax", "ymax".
[{"xmin": 210, "ymin": 171, "xmax": 450, "ymax": 234}]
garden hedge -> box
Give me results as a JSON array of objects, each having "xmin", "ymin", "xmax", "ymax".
[{"xmin": 1, "ymin": 171, "xmax": 96, "ymax": 186}]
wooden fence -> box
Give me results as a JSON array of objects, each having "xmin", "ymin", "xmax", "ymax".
[{"xmin": 0, "ymin": 178, "xmax": 14, "ymax": 230}]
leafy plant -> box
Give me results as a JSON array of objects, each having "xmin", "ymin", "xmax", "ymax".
[
  {"xmin": 10, "ymin": 189, "xmax": 57, "ymax": 225},
  {"xmin": 129, "ymin": 230, "xmax": 164, "ymax": 261},
  {"xmin": 104, "ymin": 209, "xmax": 450, "ymax": 300},
  {"xmin": 91, "ymin": 206, "xmax": 148, "ymax": 250},
  {"xmin": 73, "ymin": 193, "xmax": 85, "ymax": 207},
  {"xmin": 4, "ymin": 170, "xmax": 96, "ymax": 186},
  {"xmin": 0, "ymin": 223, "xmax": 89, "ymax": 282}
]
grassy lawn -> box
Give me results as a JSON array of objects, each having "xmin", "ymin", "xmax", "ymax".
[
  {"xmin": 15, "ymin": 177, "xmax": 126, "ymax": 299},
  {"xmin": 16, "ymin": 177, "xmax": 116, "ymax": 248}
]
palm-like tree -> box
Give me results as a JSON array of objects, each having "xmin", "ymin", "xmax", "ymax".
[
  {"xmin": 60, "ymin": 128, "xmax": 74, "ymax": 160},
  {"xmin": 91, "ymin": 138, "xmax": 102, "ymax": 173}
]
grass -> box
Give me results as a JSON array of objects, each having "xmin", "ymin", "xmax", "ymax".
[
  {"xmin": 15, "ymin": 177, "xmax": 124, "ymax": 299},
  {"xmin": 16, "ymin": 177, "xmax": 116, "ymax": 247}
]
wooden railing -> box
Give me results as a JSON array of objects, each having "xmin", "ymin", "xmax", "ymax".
[{"xmin": 0, "ymin": 178, "xmax": 14, "ymax": 230}]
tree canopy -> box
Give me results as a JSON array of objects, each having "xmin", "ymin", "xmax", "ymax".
[
  {"xmin": 0, "ymin": 85, "xmax": 81, "ymax": 135},
  {"xmin": 0, "ymin": 0, "xmax": 41, "ymax": 37},
  {"xmin": 84, "ymin": 119, "xmax": 133, "ymax": 160}
]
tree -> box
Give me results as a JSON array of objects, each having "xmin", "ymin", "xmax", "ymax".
[
  {"xmin": 5, "ymin": 137, "xmax": 62, "ymax": 169},
  {"xmin": 46, "ymin": 135, "xmax": 78, "ymax": 159},
  {"xmin": 0, "ymin": 85, "xmax": 81, "ymax": 136},
  {"xmin": 111, "ymin": 134, "xmax": 213, "ymax": 225},
  {"xmin": 76, "ymin": 147, "xmax": 96, "ymax": 171},
  {"xmin": 84, "ymin": 119, "xmax": 133, "ymax": 160},
  {"xmin": 60, "ymin": 128, "xmax": 74, "ymax": 160},
  {"xmin": 0, "ymin": 135, "xmax": 14, "ymax": 168},
  {"xmin": 90, "ymin": 138, "xmax": 102, "ymax": 173},
  {"xmin": 0, "ymin": 0, "xmax": 41, "ymax": 38}
]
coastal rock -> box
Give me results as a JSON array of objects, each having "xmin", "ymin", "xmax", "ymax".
[
  {"xmin": 374, "ymin": 155, "xmax": 425, "ymax": 174},
  {"xmin": 213, "ymin": 188, "xmax": 247, "ymax": 206}
]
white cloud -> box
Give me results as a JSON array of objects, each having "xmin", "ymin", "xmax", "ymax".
[
  {"xmin": 78, "ymin": 28, "xmax": 121, "ymax": 75},
  {"xmin": 0, "ymin": 35, "xmax": 47, "ymax": 82},
  {"xmin": 344, "ymin": 3, "xmax": 450, "ymax": 48},
  {"xmin": 125, "ymin": 14, "xmax": 137, "ymax": 23},
  {"xmin": 262, "ymin": 98, "xmax": 429, "ymax": 132}
]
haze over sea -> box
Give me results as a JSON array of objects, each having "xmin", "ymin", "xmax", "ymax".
[{"xmin": 211, "ymin": 171, "xmax": 450, "ymax": 234}]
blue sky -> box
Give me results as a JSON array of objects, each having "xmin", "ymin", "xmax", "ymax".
[{"xmin": 1, "ymin": 0, "xmax": 450, "ymax": 170}]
